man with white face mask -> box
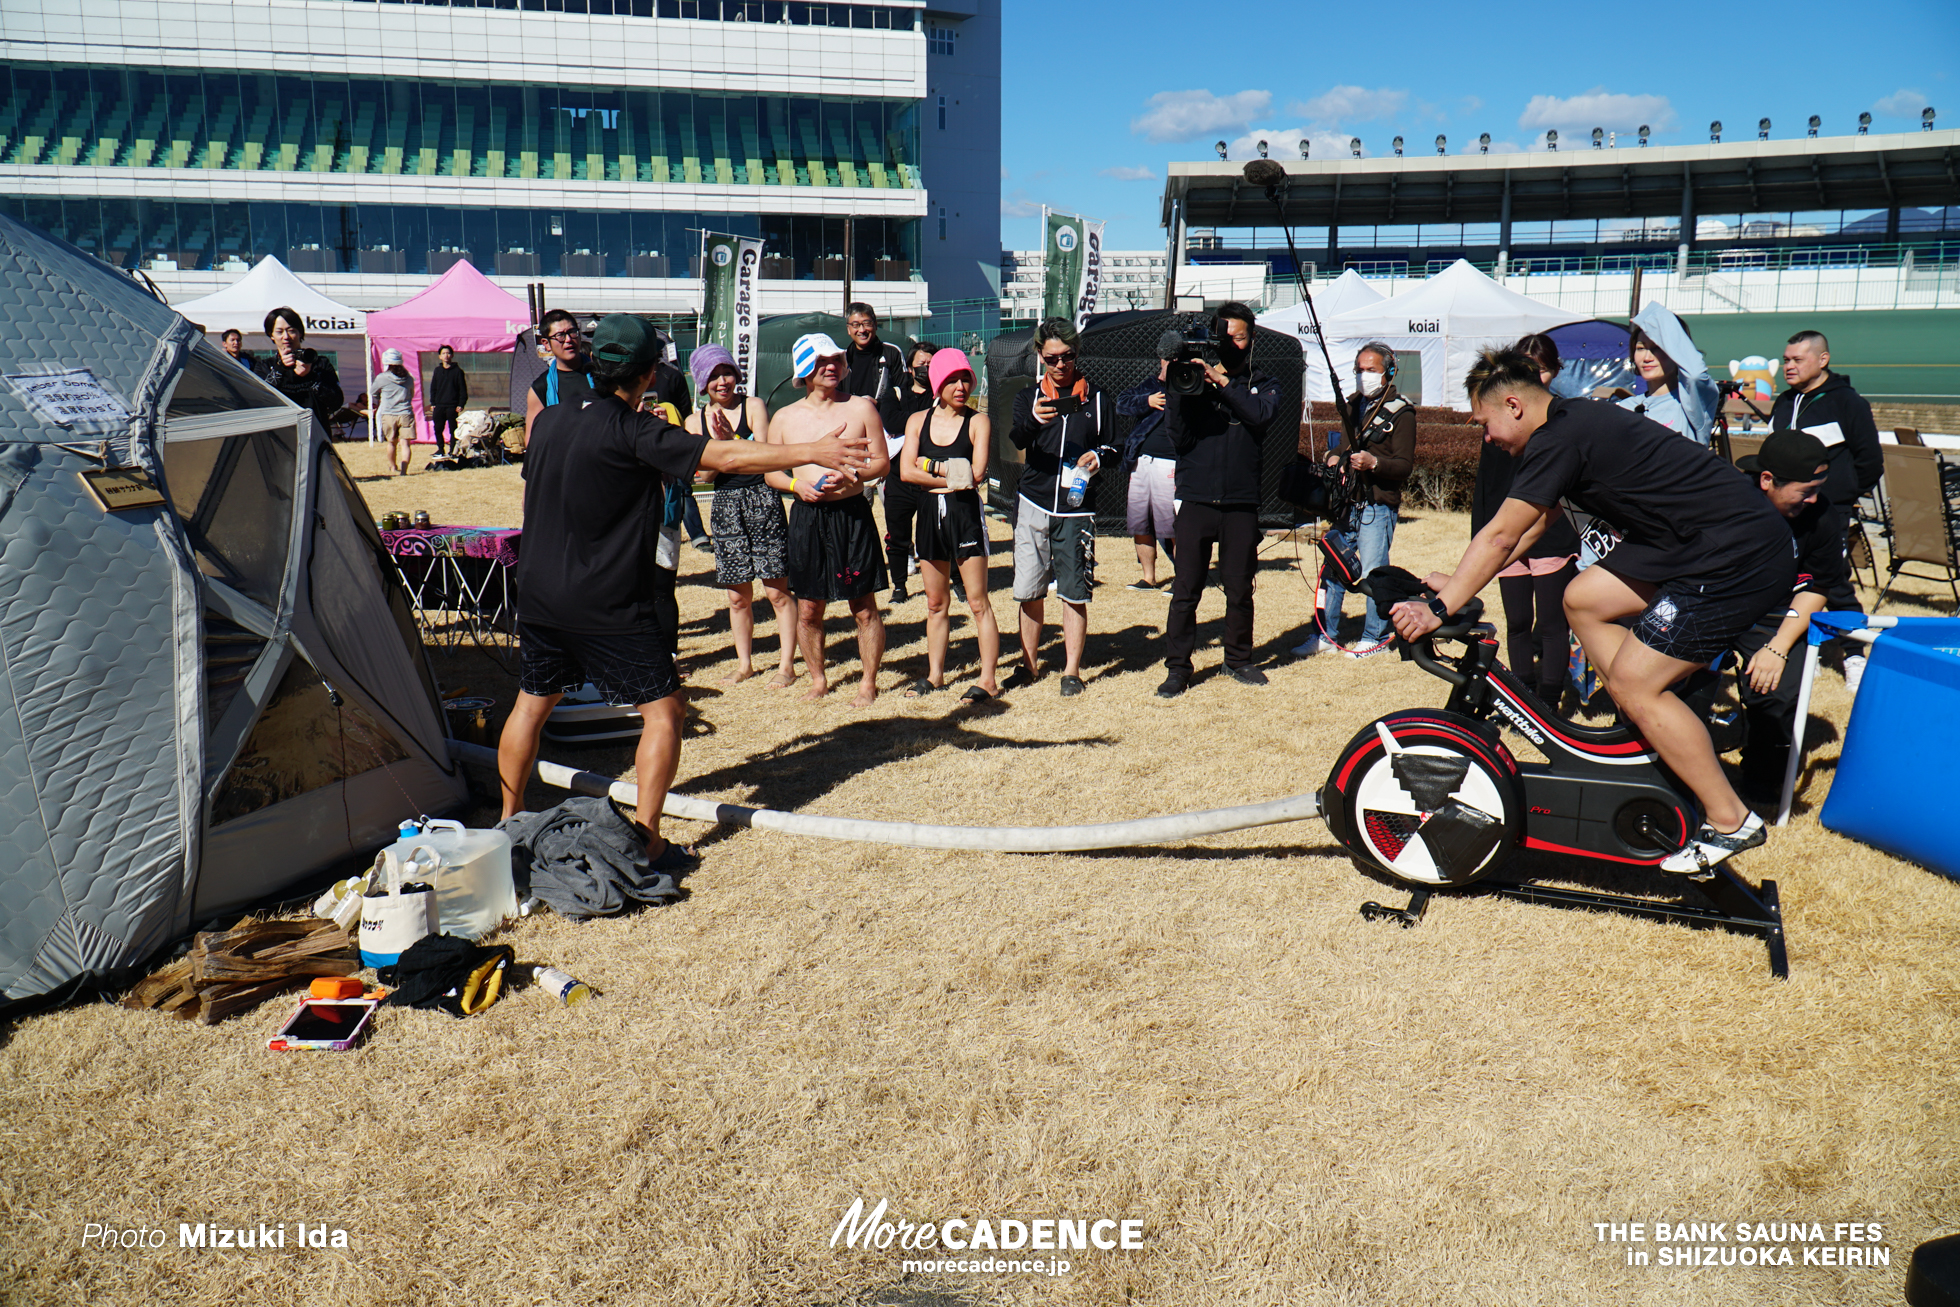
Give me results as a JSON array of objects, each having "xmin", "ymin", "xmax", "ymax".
[{"xmin": 1293, "ymin": 342, "xmax": 1416, "ymax": 657}]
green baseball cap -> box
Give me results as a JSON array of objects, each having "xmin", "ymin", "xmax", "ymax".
[{"xmin": 590, "ymin": 314, "xmax": 663, "ymax": 372}]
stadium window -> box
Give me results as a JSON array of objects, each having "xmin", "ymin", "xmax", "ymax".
[
  {"xmin": 937, "ymin": 96, "xmax": 946, "ymax": 130},
  {"xmin": 938, "ymin": 207, "xmax": 946, "ymax": 241}
]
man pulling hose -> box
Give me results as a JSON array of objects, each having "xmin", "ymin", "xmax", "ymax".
[{"xmin": 1390, "ymin": 347, "xmax": 1796, "ymax": 874}]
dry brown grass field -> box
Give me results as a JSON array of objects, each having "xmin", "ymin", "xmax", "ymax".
[{"xmin": 5, "ymin": 440, "xmax": 1957, "ymax": 1307}]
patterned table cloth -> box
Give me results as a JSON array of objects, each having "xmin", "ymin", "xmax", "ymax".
[{"xmin": 380, "ymin": 524, "xmax": 522, "ymax": 568}]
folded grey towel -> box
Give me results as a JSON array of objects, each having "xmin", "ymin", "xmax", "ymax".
[{"xmin": 498, "ymin": 796, "xmax": 682, "ymax": 920}]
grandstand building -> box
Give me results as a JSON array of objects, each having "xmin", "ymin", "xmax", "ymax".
[{"xmin": 0, "ymin": 0, "xmax": 1000, "ymax": 313}]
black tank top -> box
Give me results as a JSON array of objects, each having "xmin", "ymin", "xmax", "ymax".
[
  {"xmin": 710, "ymin": 400, "xmax": 764, "ymax": 491},
  {"xmin": 922, "ymin": 408, "xmax": 979, "ymax": 503},
  {"xmin": 921, "ymin": 407, "xmax": 975, "ymax": 463}
]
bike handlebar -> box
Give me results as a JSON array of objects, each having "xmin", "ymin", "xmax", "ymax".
[{"xmin": 1403, "ymin": 599, "xmax": 1490, "ymax": 688}]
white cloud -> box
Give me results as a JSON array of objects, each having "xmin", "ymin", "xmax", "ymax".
[
  {"xmin": 1459, "ymin": 95, "xmax": 1485, "ymax": 116},
  {"xmin": 1288, "ymin": 85, "xmax": 1407, "ymax": 123},
  {"xmin": 1517, "ymin": 88, "xmax": 1677, "ymax": 136},
  {"xmin": 1873, "ymin": 88, "xmax": 1930, "ymax": 120},
  {"xmin": 1100, "ymin": 165, "xmax": 1158, "ymax": 181},
  {"xmin": 1000, "ymin": 192, "xmax": 1042, "ymax": 218},
  {"xmin": 1130, "ymin": 89, "xmax": 1272, "ymax": 143},
  {"xmin": 1227, "ymin": 127, "xmax": 1372, "ymax": 161}
]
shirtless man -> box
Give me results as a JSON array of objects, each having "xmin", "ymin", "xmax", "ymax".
[{"xmin": 765, "ymin": 332, "xmax": 893, "ymax": 706}]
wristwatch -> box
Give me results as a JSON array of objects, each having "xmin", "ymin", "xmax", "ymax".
[{"xmin": 1425, "ymin": 596, "xmax": 1451, "ymax": 621}]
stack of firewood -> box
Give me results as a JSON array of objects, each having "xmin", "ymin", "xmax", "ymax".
[{"xmin": 122, "ymin": 918, "xmax": 362, "ymax": 1025}]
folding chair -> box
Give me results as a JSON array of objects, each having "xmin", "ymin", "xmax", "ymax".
[
  {"xmin": 1893, "ymin": 426, "xmax": 1924, "ymax": 447},
  {"xmin": 1875, "ymin": 444, "xmax": 1960, "ymax": 612}
]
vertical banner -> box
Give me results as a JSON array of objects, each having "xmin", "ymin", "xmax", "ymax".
[
  {"xmin": 1040, "ymin": 209, "xmax": 1104, "ymax": 329},
  {"xmin": 700, "ymin": 232, "xmax": 765, "ymax": 388}
]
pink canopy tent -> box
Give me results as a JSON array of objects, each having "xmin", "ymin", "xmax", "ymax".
[{"xmin": 365, "ymin": 260, "xmax": 533, "ymax": 440}]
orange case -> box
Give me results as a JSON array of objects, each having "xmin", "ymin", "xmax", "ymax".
[{"xmin": 310, "ymin": 976, "xmax": 365, "ymax": 1000}]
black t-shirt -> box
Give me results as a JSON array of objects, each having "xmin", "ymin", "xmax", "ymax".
[
  {"xmin": 1507, "ymin": 400, "xmax": 1790, "ymax": 586},
  {"xmin": 517, "ymin": 395, "xmax": 711, "ymax": 633},
  {"xmin": 1789, "ymin": 496, "xmax": 1857, "ymax": 612},
  {"xmin": 530, "ymin": 361, "xmax": 595, "ymax": 409}
]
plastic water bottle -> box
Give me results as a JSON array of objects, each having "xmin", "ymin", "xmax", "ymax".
[
  {"xmin": 1065, "ymin": 464, "xmax": 1090, "ymax": 509},
  {"xmin": 397, "ymin": 818, "xmax": 421, "ymax": 841},
  {"xmin": 534, "ymin": 965, "xmax": 592, "ymax": 1006}
]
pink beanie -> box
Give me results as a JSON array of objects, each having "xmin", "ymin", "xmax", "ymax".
[{"xmin": 928, "ymin": 348, "xmax": 974, "ymax": 396}]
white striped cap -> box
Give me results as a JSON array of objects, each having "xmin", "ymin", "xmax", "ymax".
[{"xmin": 790, "ymin": 332, "xmax": 846, "ymax": 383}]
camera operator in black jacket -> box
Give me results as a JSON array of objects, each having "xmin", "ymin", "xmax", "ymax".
[{"xmin": 1157, "ymin": 301, "xmax": 1281, "ymax": 696}]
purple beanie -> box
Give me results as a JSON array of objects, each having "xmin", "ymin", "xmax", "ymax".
[{"xmin": 689, "ymin": 344, "xmax": 739, "ymax": 393}]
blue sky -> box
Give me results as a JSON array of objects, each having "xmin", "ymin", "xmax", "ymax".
[{"xmin": 997, "ymin": 0, "xmax": 1960, "ymax": 252}]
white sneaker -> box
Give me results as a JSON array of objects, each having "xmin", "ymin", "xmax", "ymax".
[
  {"xmin": 1843, "ymin": 652, "xmax": 1866, "ymax": 695},
  {"xmin": 1659, "ymin": 811, "xmax": 1767, "ymax": 877},
  {"xmin": 1290, "ymin": 635, "xmax": 1326, "ymax": 657}
]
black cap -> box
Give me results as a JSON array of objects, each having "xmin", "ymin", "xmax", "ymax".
[{"xmin": 1738, "ymin": 428, "xmax": 1830, "ymax": 481}]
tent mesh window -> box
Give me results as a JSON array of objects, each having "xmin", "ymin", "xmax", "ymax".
[
  {"xmin": 203, "ymin": 611, "xmax": 267, "ymax": 733},
  {"xmin": 166, "ymin": 349, "xmax": 289, "ymax": 417},
  {"xmin": 160, "ymin": 425, "xmax": 296, "ymax": 609},
  {"xmin": 211, "ymin": 656, "xmax": 409, "ymax": 825}
]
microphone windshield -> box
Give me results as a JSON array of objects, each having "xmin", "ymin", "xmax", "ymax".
[
  {"xmin": 1242, "ymin": 160, "xmax": 1287, "ymax": 188},
  {"xmin": 1156, "ymin": 329, "xmax": 1185, "ymax": 361}
]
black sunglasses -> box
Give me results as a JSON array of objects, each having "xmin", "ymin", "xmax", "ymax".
[{"xmin": 1042, "ymin": 350, "xmax": 1077, "ymax": 366}]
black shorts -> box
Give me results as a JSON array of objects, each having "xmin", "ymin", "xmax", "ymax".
[
  {"xmin": 517, "ymin": 620, "xmax": 679, "ymax": 705},
  {"xmin": 1630, "ymin": 562, "xmax": 1796, "ymax": 665},
  {"xmin": 787, "ymin": 496, "xmax": 888, "ymax": 601},
  {"xmin": 913, "ymin": 490, "xmax": 988, "ymax": 563}
]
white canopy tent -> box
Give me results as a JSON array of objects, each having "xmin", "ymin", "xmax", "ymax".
[
  {"xmin": 1261, "ymin": 270, "xmax": 1387, "ymax": 404},
  {"xmin": 1321, "ymin": 260, "xmax": 1583, "ymax": 409},
  {"xmin": 172, "ymin": 256, "xmax": 367, "ymax": 337}
]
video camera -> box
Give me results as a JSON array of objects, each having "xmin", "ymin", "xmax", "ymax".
[{"xmin": 1160, "ymin": 324, "xmax": 1221, "ymax": 396}]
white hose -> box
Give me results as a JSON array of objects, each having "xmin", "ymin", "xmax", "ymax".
[{"xmin": 451, "ymin": 741, "xmax": 1321, "ymax": 852}]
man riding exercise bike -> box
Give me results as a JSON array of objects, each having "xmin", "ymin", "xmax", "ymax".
[{"xmin": 1389, "ymin": 347, "xmax": 1797, "ymax": 874}]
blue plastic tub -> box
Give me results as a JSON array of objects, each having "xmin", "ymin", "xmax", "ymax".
[{"xmin": 1819, "ymin": 617, "xmax": 1960, "ymax": 879}]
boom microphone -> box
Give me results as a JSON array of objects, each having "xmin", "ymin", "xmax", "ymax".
[{"xmin": 1241, "ymin": 159, "xmax": 1287, "ymax": 192}]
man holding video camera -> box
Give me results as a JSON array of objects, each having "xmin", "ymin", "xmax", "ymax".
[
  {"xmin": 1294, "ymin": 342, "xmax": 1416, "ymax": 658},
  {"xmin": 1157, "ymin": 301, "xmax": 1281, "ymax": 697}
]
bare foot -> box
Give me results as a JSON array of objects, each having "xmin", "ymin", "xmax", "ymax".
[
  {"xmin": 852, "ymin": 681, "xmax": 878, "ymax": 708},
  {"xmin": 802, "ymin": 680, "xmax": 830, "ymax": 701},
  {"xmin": 723, "ymin": 665, "xmax": 756, "ymax": 685},
  {"xmin": 768, "ymin": 670, "xmax": 798, "ymax": 689}
]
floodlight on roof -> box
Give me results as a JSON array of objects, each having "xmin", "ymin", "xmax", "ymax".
[
  {"xmin": 1349, "ymin": 137, "xmax": 1361, "ymax": 157},
  {"xmin": 1638, "ymin": 124, "xmax": 1650, "ymax": 145},
  {"xmin": 1479, "ymin": 132, "xmax": 1490, "ymax": 154},
  {"xmin": 1435, "ymin": 134, "xmax": 1446, "ymax": 155},
  {"xmin": 1924, "ymin": 107, "xmax": 1937, "ymax": 131},
  {"xmin": 1758, "ymin": 117, "xmax": 1771, "ymax": 140},
  {"xmin": 1392, "ymin": 135, "xmax": 1403, "ymax": 156},
  {"xmin": 1710, "ymin": 120, "xmax": 1722, "ymax": 142},
  {"xmin": 1858, "ymin": 112, "xmax": 1871, "ymax": 134},
  {"xmin": 1214, "ymin": 141, "xmax": 1228, "ymax": 160},
  {"xmin": 1545, "ymin": 129, "xmax": 1558, "ymax": 150},
  {"xmin": 1808, "ymin": 114, "xmax": 1821, "ymax": 137},
  {"xmin": 1298, "ymin": 138, "xmax": 1310, "ymax": 159},
  {"xmin": 1257, "ymin": 139, "xmax": 1268, "ymax": 158},
  {"xmin": 1591, "ymin": 127, "xmax": 1603, "ymax": 148}
]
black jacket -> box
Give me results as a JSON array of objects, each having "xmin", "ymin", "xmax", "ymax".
[
  {"xmin": 1115, "ymin": 376, "xmax": 1170, "ymax": 469},
  {"xmin": 652, "ymin": 362, "xmax": 693, "ymax": 422},
  {"xmin": 427, "ymin": 363, "xmax": 469, "ymax": 410},
  {"xmin": 260, "ymin": 349, "xmax": 344, "ymax": 428},
  {"xmin": 1336, "ymin": 388, "xmax": 1418, "ymax": 510},
  {"xmin": 1164, "ymin": 367, "xmax": 1280, "ymax": 506},
  {"xmin": 845, "ymin": 338, "xmax": 907, "ymax": 436},
  {"xmin": 1769, "ymin": 371, "xmax": 1882, "ymax": 504},
  {"xmin": 1009, "ymin": 381, "xmax": 1116, "ymax": 516}
]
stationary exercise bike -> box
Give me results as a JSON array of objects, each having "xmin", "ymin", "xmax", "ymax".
[{"xmin": 1316, "ymin": 566, "xmax": 1789, "ymax": 977}]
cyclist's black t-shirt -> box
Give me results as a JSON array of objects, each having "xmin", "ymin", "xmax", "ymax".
[
  {"xmin": 518, "ymin": 394, "xmax": 710, "ymax": 633},
  {"xmin": 1507, "ymin": 399, "xmax": 1791, "ymax": 587}
]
